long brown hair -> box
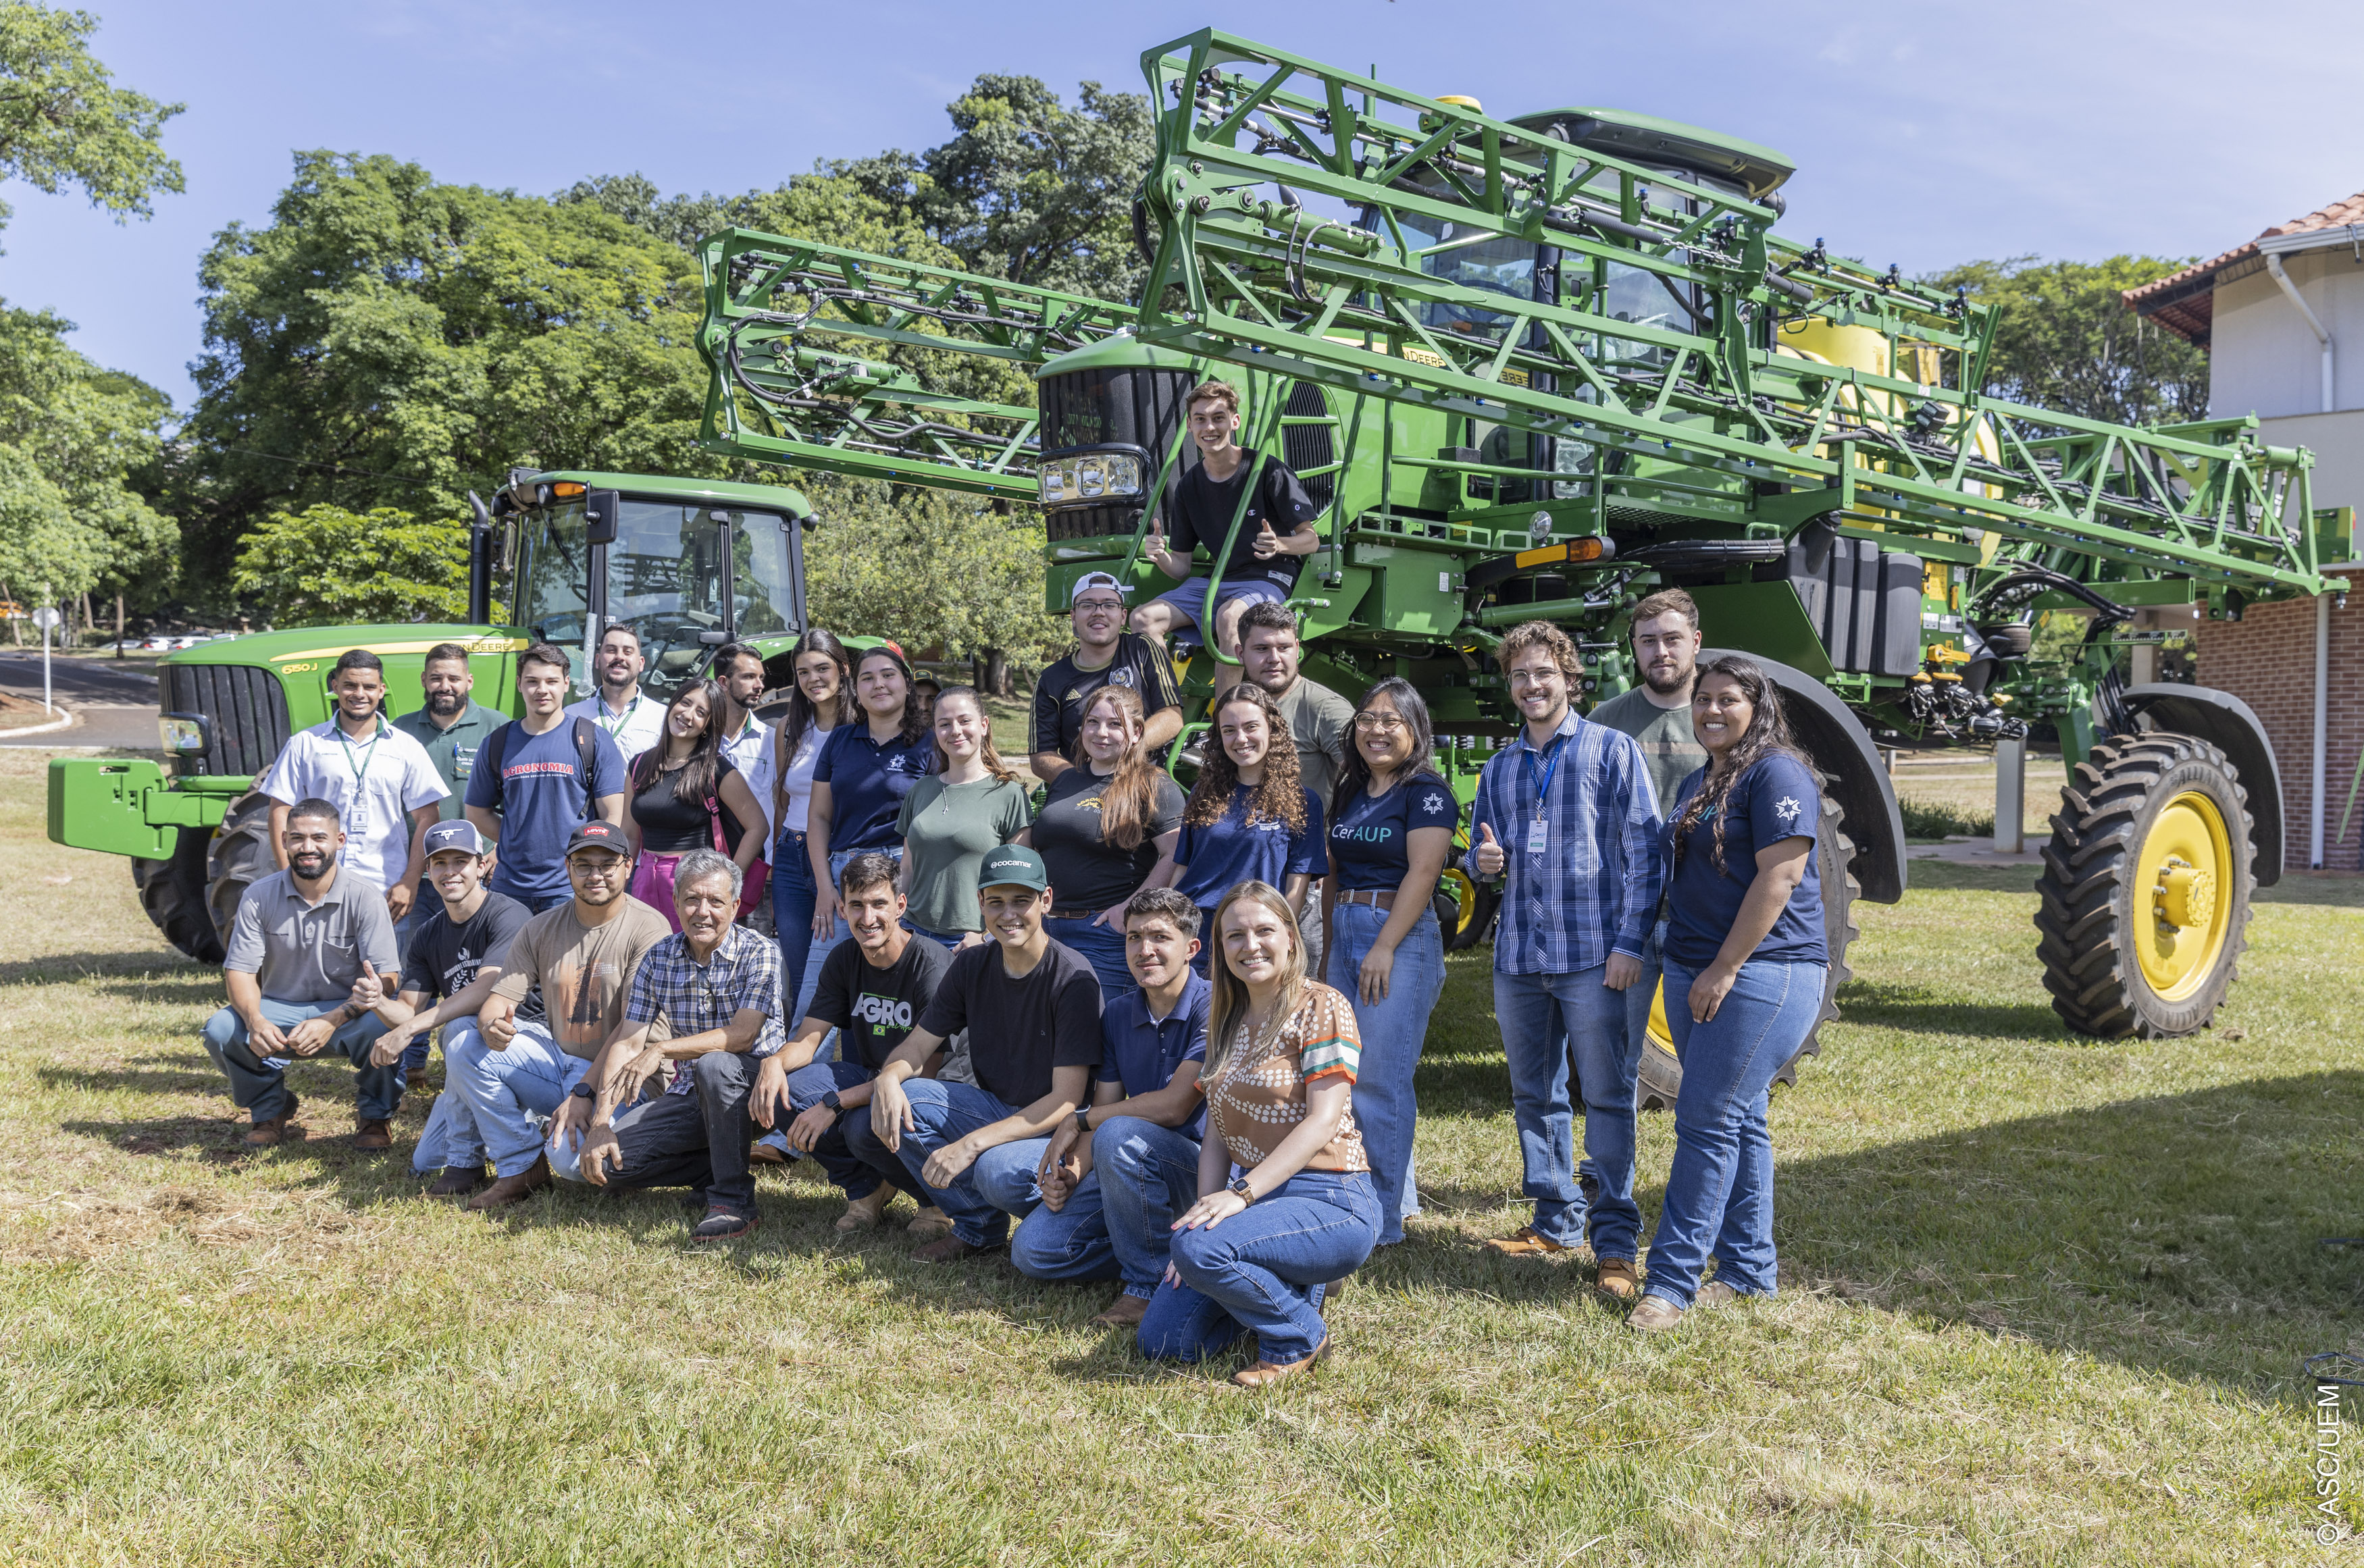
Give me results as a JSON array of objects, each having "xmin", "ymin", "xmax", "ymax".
[
  {"xmin": 629, "ymin": 679, "xmax": 727, "ymax": 806},
  {"xmin": 1183, "ymin": 682, "xmax": 1306, "ymax": 833},
  {"xmin": 776, "ymin": 627, "xmax": 852, "ymax": 761},
  {"xmin": 1072, "ymin": 683, "xmax": 1162, "ymax": 852},
  {"xmin": 929, "ymin": 685, "xmax": 1021, "ymax": 785},
  {"xmin": 1204, "ymin": 879, "xmax": 1308, "ymax": 1078},
  {"xmin": 1670, "ymin": 655, "xmax": 1813, "ymax": 874}
]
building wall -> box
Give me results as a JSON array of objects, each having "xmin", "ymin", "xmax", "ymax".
[
  {"xmin": 2192, "ymin": 566, "xmax": 2363, "ymax": 871},
  {"xmin": 2257, "ymin": 409, "xmax": 2364, "ymax": 516},
  {"xmin": 2211, "ymin": 249, "xmax": 2364, "ymax": 420}
]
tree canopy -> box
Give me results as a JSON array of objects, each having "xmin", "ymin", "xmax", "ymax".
[
  {"xmin": 0, "ymin": 3, "xmax": 182, "ymax": 235},
  {"xmin": 1928, "ymin": 255, "xmax": 2209, "ymax": 427},
  {"xmin": 230, "ymin": 503, "xmax": 483, "ymax": 627}
]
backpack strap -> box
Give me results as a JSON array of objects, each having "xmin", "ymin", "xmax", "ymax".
[
  {"xmin": 571, "ymin": 716, "xmax": 600, "ymax": 805},
  {"xmin": 480, "ymin": 721, "xmax": 515, "ymax": 810}
]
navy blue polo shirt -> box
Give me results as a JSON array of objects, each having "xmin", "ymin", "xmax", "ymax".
[
  {"xmin": 1664, "ymin": 753, "xmax": 1826, "ymax": 970},
  {"xmin": 813, "ymin": 723, "xmax": 935, "ymax": 854},
  {"xmin": 1328, "ymin": 774, "xmax": 1459, "ymax": 892},
  {"xmin": 1173, "ymin": 783, "xmax": 1327, "ymax": 911},
  {"xmin": 1100, "ymin": 970, "xmax": 1212, "ymax": 1139}
]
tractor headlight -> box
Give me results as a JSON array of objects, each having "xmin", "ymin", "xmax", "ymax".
[
  {"xmin": 1037, "ymin": 448, "xmax": 1146, "ymax": 509},
  {"xmin": 158, "ymin": 714, "xmax": 209, "ymax": 755}
]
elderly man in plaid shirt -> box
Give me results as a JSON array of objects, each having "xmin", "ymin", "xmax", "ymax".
[
  {"xmin": 547, "ymin": 848, "xmax": 785, "ymax": 1241},
  {"xmin": 1469, "ymin": 621, "xmax": 1665, "ymax": 1301}
]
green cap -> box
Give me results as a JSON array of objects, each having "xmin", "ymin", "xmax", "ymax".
[{"xmin": 977, "ymin": 843, "xmax": 1050, "ymax": 894}]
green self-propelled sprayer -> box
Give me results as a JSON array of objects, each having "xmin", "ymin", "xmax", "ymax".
[{"xmin": 694, "ymin": 29, "xmax": 2346, "ymax": 1093}]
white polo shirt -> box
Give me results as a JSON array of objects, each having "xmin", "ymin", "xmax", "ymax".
[
  {"xmin": 259, "ymin": 716, "xmax": 448, "ymax": 891},
  {"xmin": 720, "ymin": 710, "xmax": 774, "ymax": 837},
  {"xmin": 564, "ymin": 687, "xmax": 668, "ymax": 766}
]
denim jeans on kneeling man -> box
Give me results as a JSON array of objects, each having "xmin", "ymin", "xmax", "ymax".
[{"xmin": 844, "ymin": 1077, "xmax": 1045, "ymax": 1247}]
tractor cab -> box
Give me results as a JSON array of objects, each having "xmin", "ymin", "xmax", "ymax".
[{"xmin": 490, "ymin": 470, "xmax": 815, "ymax": 700}]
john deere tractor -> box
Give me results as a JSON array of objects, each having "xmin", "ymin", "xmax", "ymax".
[{"xmin": 48, "ymin": 469, "xmax": 824, "ymax": 963}]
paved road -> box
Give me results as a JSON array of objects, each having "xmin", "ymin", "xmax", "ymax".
[{"xmin": 0, "ymin": 652, "xmax": 161, "ymax": 749}]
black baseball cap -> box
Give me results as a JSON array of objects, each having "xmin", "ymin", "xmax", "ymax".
[
  {"xmin": 564, "ymin": 820, "xmax": 632, "ymax": 860},
  {"xmin": 421, "ymin": 820, "xmax": 488, "ymax": 858}
]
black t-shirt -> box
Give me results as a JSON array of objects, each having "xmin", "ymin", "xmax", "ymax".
[
  {"xmin": 1173, "ymin": 448, "xmax": 1319, "ymax": 594},
  {"xmin": 1031, "ymin": 766, "xmax": 1186, "ymax": 912},
  {"xmin": 809, "ymin": 933, "xmax": 956, "ymax": 1072},
  {"xmin": 629, "ymin": 758, "xmax": 745, "ymax": 854},
  {"xmin": 917, "ymin": 939, "xmax": 1104, "ymax": 1108},
  {"xmin": 401, "ymin": 890, "xmax": 541, "ymax": 1023},
  {"xmin": 1031, "ymin": 633, "xmax": 1181, "ymax": 760}
]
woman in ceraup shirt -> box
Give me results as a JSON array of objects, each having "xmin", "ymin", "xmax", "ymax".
[{"xmin": 1628, "ymin": 656, "xmax": 1828, "ymax": 1334}]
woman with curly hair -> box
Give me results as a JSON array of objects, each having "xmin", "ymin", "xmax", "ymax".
[
  {"xmin": 1164, "ymin": 683, "xmax": 1327, "ymax": 974},
  {"xmin": 1628, "ymin": 656, "xmax": 1826, "ymax": 1334},
  {"xmin": 1021, "ymin": 683, "xmax": 1184, "ymax": 1005}
]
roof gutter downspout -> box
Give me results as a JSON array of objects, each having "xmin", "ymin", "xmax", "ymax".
[{"xmin": 2264, "ymin": 251, "xmax": 2335, "ymax": 413}]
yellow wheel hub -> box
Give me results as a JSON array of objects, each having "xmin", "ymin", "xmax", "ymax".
[
  {"xmin": 1647, "ymin": 979, "xmax": 1674, "ymax": 1053},
  {"xmin": 1440, "ymin": 866, "xmax": 1478, "ymax": 941},
  {"xmin": 2136, "ymin": 791, "xmax": 2234, "ymax": 1001}
]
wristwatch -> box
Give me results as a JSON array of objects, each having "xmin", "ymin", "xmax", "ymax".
[
  {"xmin": 1227, "ymin": 1174, "xmax": 1256, "ymax": 1205},
  {"xmin": 1074, "ymin": 1106, "xmax": 1093, "ymax": 1135},
  {"xmin": 568, "ymin": 1081, "xmax": 595, "ymax": 1101},
  {"xmin": 821, "ymin": 1089, "xmax": 842, "ymax": 1112}
]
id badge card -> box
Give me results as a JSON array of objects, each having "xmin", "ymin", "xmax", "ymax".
[{"xmin": 1526, "ymin": 816, "xmax": 1548, "ymax": 855}]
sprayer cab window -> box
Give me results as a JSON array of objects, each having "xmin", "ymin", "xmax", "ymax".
[{"xmin": 512, "ymin": 499, "xmax": 800, "ymax": 696}]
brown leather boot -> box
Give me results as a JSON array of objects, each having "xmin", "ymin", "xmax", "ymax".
[
  {"xmin": 1233, "ymin": 1338, "xmax": 1330, "ymax": 1388},
  {"xmin": 465, "ymin": 1154, "xmax": 551, "ymax": 1211},
  {"xmin": 244, "ymin": 1095, "xmax": 301, "ymax": 1147},
  {"xmin": 426, "ymin": 1166, "xmax": 488, "ymax": 1198},
  {"xmin": 1092, "ymin": 1292, "xmax": 1150, "ymax": 1328},
  {"xmin": 353, "ymin": 1118, "xmax": 394, "ymax": 1151}
]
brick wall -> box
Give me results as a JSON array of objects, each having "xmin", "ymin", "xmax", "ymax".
[{"xmin": 2191, "ymin": 567, "xmax": 2364, "ymax": 870}]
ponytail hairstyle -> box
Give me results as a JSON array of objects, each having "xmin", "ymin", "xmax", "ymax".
[
  {"xmin": 1669, "ymin": 654, "xmax": 1813, "ymax": 874},
  {"xmin": 1182, "ymin": 681, "xmax": 1306, "ymax": 833},
  {"xmin": 1203, "ymin": 879, "xmax": 1308, "ymax": 1078},
  {"xmin": 929, "ymin": 685, "xmax": 1021, "ymax": 785},
  {"xmin": 1330, "ymin": 675, "xmax": 1443, "ymax": 822},
  {"xmin": 1072, "ymin": 683, "xmax": 1162, "ymax": 852},
  {"xmin": 629, "ymin": 678, "xmax": 727, "ymax": 804}
]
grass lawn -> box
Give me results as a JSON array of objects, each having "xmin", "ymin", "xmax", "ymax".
[{"xmin": 1, "ymin": 744, "xmax": 2359, "ymax": 1565}]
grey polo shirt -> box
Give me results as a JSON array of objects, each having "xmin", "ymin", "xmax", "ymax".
[{"xmin": 222, "ymin": 866, "xmax": 401, "ymax": 1003}]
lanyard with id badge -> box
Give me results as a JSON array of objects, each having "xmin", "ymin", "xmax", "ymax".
[
  {"xmin": 340, "ymin": 723, "xmax": 384, "ymax": 840},
  {"xmin": 1521, "ymin": 733, "xmax": 1568, "ymax": 857}
]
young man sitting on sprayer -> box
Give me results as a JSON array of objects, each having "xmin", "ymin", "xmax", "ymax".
[{"xmin": 1129, "ymin": 379, "xmax": 1322, "ymax": 662}]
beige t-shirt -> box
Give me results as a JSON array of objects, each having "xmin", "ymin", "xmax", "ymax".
[
  {"xmin": 489, "ymin": 895, "xmax": 673, "ymax": 1059},
  {"xmin": 1270, "ymin": 675, "xmax": 1356, "ymax": 812}
]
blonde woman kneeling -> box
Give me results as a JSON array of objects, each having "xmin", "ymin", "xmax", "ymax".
[{"xmin": 1141, "ymin": 881, "xmax": 1380, "ymax": 1387}]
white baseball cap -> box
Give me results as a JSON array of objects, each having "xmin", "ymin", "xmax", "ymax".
[{"xmin": 1069, "ymin": 571, "xmax": 1129, "ymax": 606}]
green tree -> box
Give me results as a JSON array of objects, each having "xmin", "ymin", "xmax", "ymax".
[
  {"xmin": 1929, "ymin": 255, "xmax": 2209, "ymax": 427},
  {"xmin": 230, "ymin": 504, "xmax": 485, "ymax": 627},
  {"xmin": 0, "ymin": 3, "xmax": 182, "ymax": 234},
  {"xmin": 0, "ymin": 301, "xmax": 174, "ymax": 617},
  {"xmin": 554, "ymin": 172, "xmax": 731, "ymax": 253},
  {"xmin": 174, "ymin": 151, "xmax": 725, "ymax": 611},
  {"xmin": 802, "ymin": 475, "xmax": 1057, "ymax": 680}
]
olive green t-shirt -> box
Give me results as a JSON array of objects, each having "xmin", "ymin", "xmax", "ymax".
[
  {"xmin": 894, "ymin": 775, "xmax": 1035, "ymax": 935},
  {"xmin": 1588, "ymin": 686, "xmax": 1706, "ymax": 817}
]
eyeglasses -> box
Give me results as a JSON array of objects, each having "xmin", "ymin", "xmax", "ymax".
[
  {"xmin": 1352, "ymin": 712, "xmax": 1408, "ymax": 733},
  {"xmin": 1073, "ymin": 599, "xmax": 1125, "ymax": 614}
]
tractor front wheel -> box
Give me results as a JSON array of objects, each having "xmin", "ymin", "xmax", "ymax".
[
  {"xmin": 204, "ymin": 791, "xmax": 277, "ymax": 958},
  {"xmin": 2034, "ymin": 732, "xmax": 2251, "ymax": 1038},
  {"xmin": 133, "ymin": 827, "xmax": 226, "ymax": 964},
  {"xmin": 1637, "ymin": 791, "xmax": 1859, "ymax": 1111}
]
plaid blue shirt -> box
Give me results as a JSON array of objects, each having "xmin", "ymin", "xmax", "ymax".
[
  {"xmin": 623, "ymin": 922, "xmax": 786, "ymax": 1093},
  {"xmin": 1470, "ymin": 708, "xmax": 1665, "ymax": 976}
]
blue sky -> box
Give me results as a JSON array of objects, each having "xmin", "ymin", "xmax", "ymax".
[{"xmin": 11, "ymin": 0, "xmax": 2361, "ymax": 409}]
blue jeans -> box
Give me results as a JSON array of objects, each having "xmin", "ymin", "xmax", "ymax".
[
  {"xmin": 1139, "ymin": 1169, "xmax": 1380, "ymax": 1365},
  {"xmin": 772, "ymin": 827, "xmax": 821, "ymax": 1020},
  {"xmin": 410, "ymin": 1016, "xmax": 492, "ymax": 1174},
  {"xmin": 1090, "ymin": 1116, "xmax": 1203, "ymax": 1297},
  {"xmin": 201, "ymin": 998, "xmax": 405, "ymax": 1126},
  {"xmin": 445, "ymin": 1020, "xmax": 591, "ymax": 1178},
  {"xmin": 1494, "ymin": 961, "xmax": 1644, "ymax": 1258},
  {"xmin": 1326, "ymin": 901, "xmax": 1445, "ymax": 1245},
  {"xmin": 906, "ymin": 924, "xmax": 967, "ymax": 949},
  {"xmin": 1643, "ymin": 958, "xmax": 1823, "ymax": 1309},
  {"xmin": 757, "ymin": 1059, "xmax": 921, "ymax": 1201},
  {"xmin": 1044, "ymin": 915, "xmax": 1135, "ymax": 1010},
  {"xmin": 844, "ymin": 1078, "xmax": 1043, "ymax": 1247}
]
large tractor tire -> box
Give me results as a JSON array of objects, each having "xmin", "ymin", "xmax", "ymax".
[
  {"xmin": 203, "ymin": 791, "xmax": 278, "ymax": 958},
  {"xmin": 1434, "ymin": 858, "xmax": 1500, "ymax": 951},
  {"xmin": 1637, "ymin": 792, "xmax": 1860, "ymax": 1111},
  {"xmin": 133, "ymin": 827, "xmax": 226, "ymax": 964},
  {"xmin": 2034, "ymin": 732, "xmax": 2251, "ymax": 1038}
]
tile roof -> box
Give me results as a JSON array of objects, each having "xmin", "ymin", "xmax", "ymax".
[{"xmin": 2121, "ymin": 191, "xmax": 2364, "ymax": 347}]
